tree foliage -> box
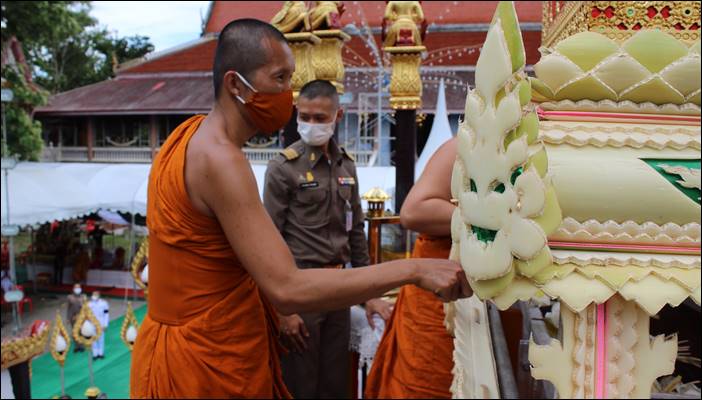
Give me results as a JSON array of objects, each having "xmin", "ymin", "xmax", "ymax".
[{"xmin": 1, "ymin": 1, "xmax": 154, "ymax": 159}]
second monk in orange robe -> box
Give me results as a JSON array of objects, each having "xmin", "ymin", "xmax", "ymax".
[{"xmin": 366, "ymin": 138, "xmax": 459, "ymax": 399}]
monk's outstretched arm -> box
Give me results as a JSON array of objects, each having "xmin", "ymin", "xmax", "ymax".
[
  {"xmin": 200, "ymin": 149, "xmax": 472, "ymax": 315},
  {"xmin": 400, "ymin": 138, "xmax": 457, "ymax": 236}
]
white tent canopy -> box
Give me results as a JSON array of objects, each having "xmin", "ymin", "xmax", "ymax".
[
  {"xmin": 1, "ymin": 161, "xmax": 397, "ymax": 228},
  {"xmin": 415, "ymin": 79, "xmax": 455, "ymax": 181}
]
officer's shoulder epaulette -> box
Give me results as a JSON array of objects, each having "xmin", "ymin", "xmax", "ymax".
[
  {"xmin": 340, "ymin": 147, "xmax": 355, "ymax": 162},
  {"xmin": 280, "ymin": 147, "xmax": 300, "ymax": 161}
]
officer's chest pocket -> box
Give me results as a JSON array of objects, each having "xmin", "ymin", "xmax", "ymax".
[
  {"xmin": 293, "ymin": 188, "xmax": 329, "ymax": 226},
  {"xmin": 338, "ymin": 185, "xmax": 353, "ymax": 202}
]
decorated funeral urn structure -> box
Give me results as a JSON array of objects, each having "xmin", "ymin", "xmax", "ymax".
[{"xmin": 448, "ymin": 1, "xmax": 700, "ymax": 399}]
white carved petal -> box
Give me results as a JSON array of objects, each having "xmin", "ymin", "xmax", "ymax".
[
  {"xmin": 514, "ymin": 168, "xmax": 546, "ymax": 218},
  {"xmin": 504, "ymin": 215, "xmax": 547, "ymax": 259},
  {"xmin": 465, "ymin": 92, "xmax": 484, "ymax": 125},
  {"xmin": 451, "ymin": 207, "xmax": 464, "ymax": 242},
  {"xmin": 459, "ymin": 227, "xmax": 514, "ymax": 279},
  {"xmin": 475, "ymin": 19, "xmax": 513, "ymax": 107},
  {"xmin": 504, "ymin": 135, "xmax": 529, "ymax": 174},
  {"xmin": 451, "ymin": 160, "xmax": 464, "ymax": 200},
  {"xmin": 460, "ymin": 190, "xmax": 514, "ymax": 231},
  {"xmin": 494, "ymin": 91, "xmax": 523, "ymax": 136}
]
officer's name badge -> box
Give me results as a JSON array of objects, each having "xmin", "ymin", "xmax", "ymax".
[
  {"xmin": 338, "ymin": 177, "xmax": 355, "ymax": 186},
  {"xmin": 299, "ymin": 181, "xmax": 319, "ymax": 189}
]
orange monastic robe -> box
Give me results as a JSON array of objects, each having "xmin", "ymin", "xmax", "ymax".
[
  {"xmin": 365, "ymin": 235, "xmax": 454, "ymax": 399},
  {"xmin": 130, "ymin": 115, "xmax": 290, "ymax": 398}
]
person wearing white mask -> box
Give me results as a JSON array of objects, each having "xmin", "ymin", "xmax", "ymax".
[
  {"xmin": 88, "ymin": 291, "xmax": 109, "ymax": 360},
  {"xmin": 66, "ymin": 283, "xmax": 86, "ymax": 352},
  {"xmin": 263, "ymin": 79, "xmax": 393, "ymax": 398}
]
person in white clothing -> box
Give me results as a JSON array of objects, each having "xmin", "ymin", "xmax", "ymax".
[{"xmin": 88, "ymin": 291, "xmax": 109, "ymax": 360}]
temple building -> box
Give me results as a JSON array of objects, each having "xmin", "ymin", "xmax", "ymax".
[{"xmin": 34, "ymin": 1, "xmax": 542, "ymax": 166}]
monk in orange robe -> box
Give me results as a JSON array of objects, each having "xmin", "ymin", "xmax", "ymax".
[
  {"xmin": 366, "ymin": 138, "xmax": 458, "ymax": 398},
  {"xmin": 130, "ymin": 20, "xmax": 471, "ymax": 399}
]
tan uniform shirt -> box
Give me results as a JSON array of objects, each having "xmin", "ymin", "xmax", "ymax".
[
  {"xmin": 264, "ymin": 139, "xmax": 370, "ymax": 269},
  {"xmin": 66, "ymin": 293, "xmax": 84, "ymax": 324}
]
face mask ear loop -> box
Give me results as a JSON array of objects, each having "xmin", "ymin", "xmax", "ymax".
[{"xmin": 233, "ymin": 71, "xmax": 258, "ymax": 104}]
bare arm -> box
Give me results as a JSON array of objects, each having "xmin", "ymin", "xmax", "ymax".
[
  {"xmin": 199, "ymin": 148, "xmax": 470, "ymax": 315},
  {"xmin": 400, "ymin": 138, "xmax": 457, "ymax": 236}
]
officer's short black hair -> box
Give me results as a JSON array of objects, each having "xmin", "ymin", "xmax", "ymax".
[
  {"xmin": 299, "ymin": 79, "xmax": 339, "ymax": 106},
  {"xmin": 213, "ymin": 19, "xmax": 287, "ymax": 99}
]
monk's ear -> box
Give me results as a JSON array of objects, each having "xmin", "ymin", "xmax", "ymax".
[
  {"xmin": 335, "ymin": 108, "xmax": 344, "ymax": 122},
  {"xmin": 223, "ymin": 70, "xmax": 244, "ymax": 100}
]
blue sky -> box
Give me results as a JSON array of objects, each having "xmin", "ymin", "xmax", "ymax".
[{"xmin": 91, "ymin": 1, "xmax": 211, "ymax": 53}]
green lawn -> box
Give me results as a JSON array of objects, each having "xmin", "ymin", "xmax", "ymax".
[{"xmin": 30, "ymin": 305, "xmax": 146, "ymax": 399}]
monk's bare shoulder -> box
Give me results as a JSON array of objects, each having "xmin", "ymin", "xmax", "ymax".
[{"xmin": 185, "ymin": 123, "xmax": 256, "ymax": 217}]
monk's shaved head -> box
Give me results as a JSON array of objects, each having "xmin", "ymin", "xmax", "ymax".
[{"xmin": 213, "ymin": 18, "xmax": 287, "ymax": 99}]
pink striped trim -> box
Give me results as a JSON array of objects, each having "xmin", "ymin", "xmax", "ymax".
[
  {"xmin": 537, "ymin": 108, "xmax": 701, "ymax": 125},
  {"xmin": 548, "ymin": 241, "xmax": 701, "ymax": 255}
]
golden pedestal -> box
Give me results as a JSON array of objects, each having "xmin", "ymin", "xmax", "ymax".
[
  {"xmin": 384, "ymin": 45, "xmax": 426, "ymax": 110},
  {"xmin": 311, "ymin": 29, "xmax": 350, "ymax": 94},
  {"xmin": 285, "ymin": 32, "xmax": 321, "ymax": 102}
]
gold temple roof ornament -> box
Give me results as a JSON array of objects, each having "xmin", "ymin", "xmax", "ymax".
[
  {"xmin": 362, "ymin": 187, "xmax": 391, "ymax": 202},
  {"xmin": 542, "ymin": 1, "xmax": 701, "ymax": 47}
]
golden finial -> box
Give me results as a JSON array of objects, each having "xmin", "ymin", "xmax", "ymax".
[
  {"xmin": 120, "ymin": 302, "xmax": 139, "ymax": 351},
  {"xmin": 72, "ymin": 300, "xmax": 103, "ymax": 348},
  {"xmin": 131, "ymin": 237, "xmax": 149, "ymax": 297},
  {"xmin": 50, "ymin": 312, "xmax": 71, "ymax": 367}
]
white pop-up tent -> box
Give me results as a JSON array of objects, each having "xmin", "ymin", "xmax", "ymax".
[
  {"xmin": 415, "ymin": 79, "xmax": 455, "ymax": 181},
  {"xmin": 1, "ymin": 162, "xmax": 397, "ymax": 228},
  {"xmin": 1, "ymin": 162, "xmax": 150, "ymax": 227}
]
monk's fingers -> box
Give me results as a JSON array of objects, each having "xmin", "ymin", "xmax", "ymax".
[
  {"xmin": 458, "ymin": 271, "xmax": 472, "ymax": 298},
  {"xmin": 293, "ymin": 332, "xmax": 308, "ymax": 352},
  {"xmin": 299, "ymin": 321, "xmax": 310, "ymax": 338},
  {"xmin": 365, "ymin": 312, "xmax": 375, "ymax": 329}
]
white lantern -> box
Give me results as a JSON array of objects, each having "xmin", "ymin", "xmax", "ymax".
[
  {"xmin": 126, "ymin": 325, "xmax": 138, "ymax": 344},
  {"xmin": 140, "ymin": 264, "xmax": 149, "ymax": 285},
  {"xmin": 55, "ymin": 335, "xmax": 67, "ymax": 353},
  {"xmin": 81, "ymin": 320, "xmax": 96, "ymax": 338}
]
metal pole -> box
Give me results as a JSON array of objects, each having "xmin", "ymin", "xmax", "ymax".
[
  {"xmin": 2, "ymin": 100, "xmax": 7, "ymax": 157},
  {"xmin": 88, "ymin": 350, "xmax": 94, "ymax": 386},
  {"xmin": 60, "ymin": 366, "xmax": 65, "ymax": 395},
  {"xmin": 129, "ymin": 212, "xmax": 136, "ymax": 302}
]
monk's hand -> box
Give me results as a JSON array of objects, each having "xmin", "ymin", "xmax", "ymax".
[
  {"xmin": 413, "ymin": 259, "xmax": 472, "ymax": 302},
  {"xmin": 364, "ymin": 298, "xmax": 393, "ymax": 329},
  {"xmin": 279, "ymin": 313, "xmax": 309, "ymax": 353}
]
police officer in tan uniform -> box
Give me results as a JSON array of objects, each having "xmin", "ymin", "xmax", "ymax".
[{"xmin": 264, "ymin": 80, "xmax": 393, "ymax": 398}]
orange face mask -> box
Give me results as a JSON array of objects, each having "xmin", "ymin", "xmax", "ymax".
[{"xmin": 234, "ymin": 71, "xmax": 293, "ymax": 134}]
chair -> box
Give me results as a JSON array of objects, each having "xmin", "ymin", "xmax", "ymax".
[{"xmin": 15, "ymin": 284, "xmax": 33, "ymax": 316}]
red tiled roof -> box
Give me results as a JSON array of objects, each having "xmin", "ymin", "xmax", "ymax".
[
  {"xmin": 118, "ymin": 37, "xmax": 217, "ymax": 74},
  {"xmin": 204, "ymin": 1, "xmax": 542, "ymax": 33},
  {"xmin": 34, "ymin": 74, "xmax": 213, "ymax": 116},
  {"xmin": 34, "ymin": 68, "xmax": 477, "ymax": 116}
]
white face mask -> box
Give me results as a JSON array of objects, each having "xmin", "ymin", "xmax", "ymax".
[
  {"xmin": 92, "ymin": 295, "xmax": 99, "ymax": 301},
  {"xmin": 298, "ymin": 118, "xmax": 336, "ymax": 146},
  {"xmin": 73, "ymin": 287, "xmax": 82, "ymax": 295}
]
